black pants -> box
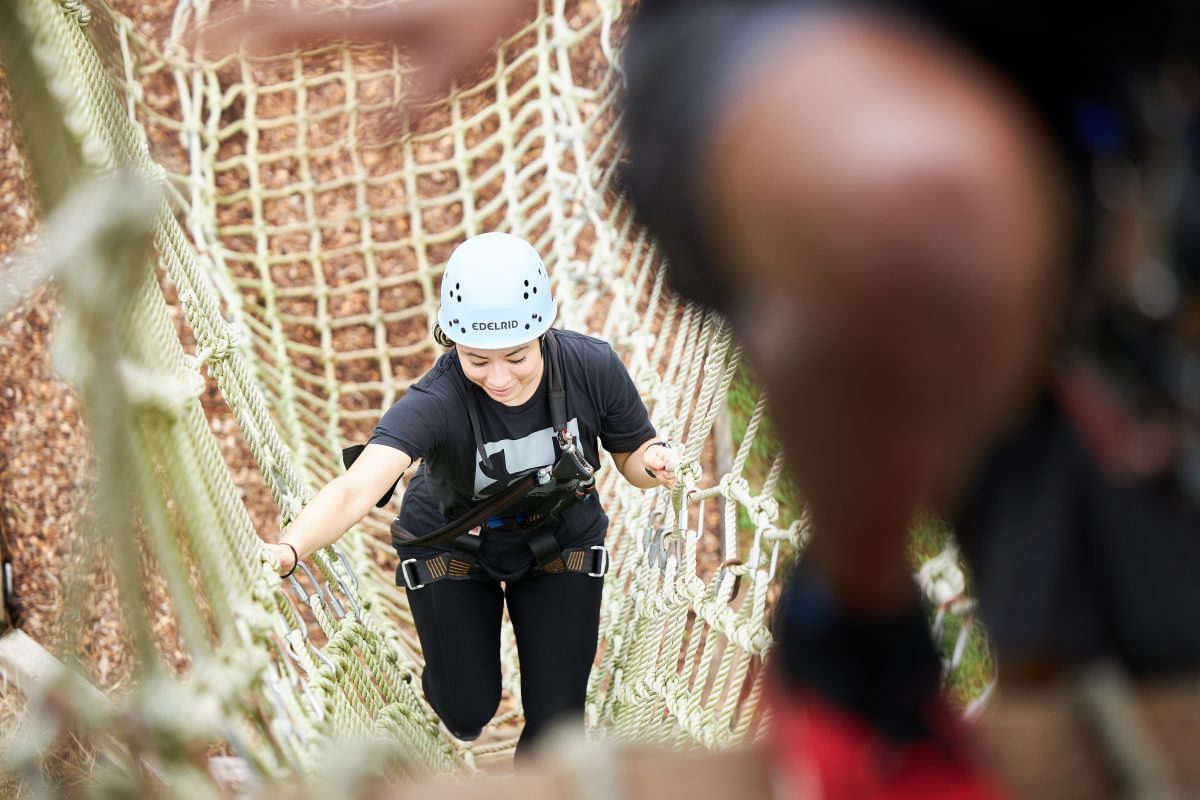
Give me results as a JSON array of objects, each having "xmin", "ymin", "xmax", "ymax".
[{"xmin": 405, "ymin": 570, "xmax": 605, "ymax": 760}]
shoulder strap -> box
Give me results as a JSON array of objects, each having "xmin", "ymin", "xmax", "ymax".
[
  {"xmin": 464, "ymin": 387, "xmax": 492, "ymax": 470},
  {"xmin": 542, "ymin": 329, "xmax": 568, "ymax": 436}
]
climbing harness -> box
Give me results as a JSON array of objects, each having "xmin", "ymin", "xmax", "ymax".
[
  {"xmin": 396, "ymin": 329, "xmax": 602, "ymax": 584},
  {"xmin": 348, "ymin": 329, "xmax": 605, "ymax": 587},
  {"xmin": 399, "ymin": 544, "xmax": 609, "ymax": 590}
]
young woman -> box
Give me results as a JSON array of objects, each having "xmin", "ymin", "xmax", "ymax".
[{"xmin": 267, "ymin": 232, "xmax": 677, "ymax": 758}]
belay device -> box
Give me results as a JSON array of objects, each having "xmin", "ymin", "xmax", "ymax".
[{"xmin": 343, "ymin": 330, "xmax": 608, "ymax": 589}]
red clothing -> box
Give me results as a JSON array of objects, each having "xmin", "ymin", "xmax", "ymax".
[{"xmin": 768, "ymin": 683, "xmax": 1005, "ymax": 800}]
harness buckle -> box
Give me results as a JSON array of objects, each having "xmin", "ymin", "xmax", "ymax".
[
  {"xmin": 555, "ymin": 429, "xmax": 594, "ymax": 480},
  {"xmin": 588, "ymin": 545, "xmax": 609, "ymax": 578},
  {"xmin": 400, "ymin": 558, "xmax": 425, "ymax": 590},
  {"xmin": 575, "ymin": 478, "xmax": 596, "ymax": 501}
]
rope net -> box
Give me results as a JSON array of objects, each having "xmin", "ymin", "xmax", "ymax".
[{"xmin": 3, "ymin": 0, "xmax": 987, "ymax": 789}]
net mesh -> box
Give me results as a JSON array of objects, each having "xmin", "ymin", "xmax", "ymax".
[{"xmin": 1, "ymin": 0, "xmax": 987, "ymax": 787}]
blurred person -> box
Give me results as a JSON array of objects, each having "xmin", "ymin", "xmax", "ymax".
[
  {"xmin": 266, "ymin": 233, "xmax": 677, "ymax": 759},
  {"xmin": 622, "ymin": 0, "xmax": 1200, "ymax": 796}
]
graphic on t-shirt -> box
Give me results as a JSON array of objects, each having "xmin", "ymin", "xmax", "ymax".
[{"xmin": 474, "ymin": 418, "xmax": 583, "ymax": 496}]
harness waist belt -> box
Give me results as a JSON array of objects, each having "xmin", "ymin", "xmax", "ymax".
[{"xmin": 400, "ymin": 544, "xmax": 609, "ymax": 589}]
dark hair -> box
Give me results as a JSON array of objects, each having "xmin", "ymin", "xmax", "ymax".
[{"xmin": 433, "ymin": 323, "xmax": 455, "ymax": 348}]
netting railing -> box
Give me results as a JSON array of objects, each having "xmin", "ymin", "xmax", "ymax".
[{"xmin": 2, "ymin": 0, "xmax": 984, "ymax": 789}]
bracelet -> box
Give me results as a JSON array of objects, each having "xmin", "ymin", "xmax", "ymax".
[
  {"xmin": 281, "ymin": 542, "xmax": 300, "ymax": 579},
  {"xmin": 643, "ymin": 440, "xmax": 673, "ymax": 479}
]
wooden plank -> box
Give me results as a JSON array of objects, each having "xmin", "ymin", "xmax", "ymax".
[
  {"xmin": 0, "ymin": 629, "xmax": 257, "ymax": 794},
  {"xmin": 0, "ymin": 628, "xmax": 110, "ymax": 709}
]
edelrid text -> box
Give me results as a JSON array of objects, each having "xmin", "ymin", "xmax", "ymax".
[{"xmin": 472, "ymin": 320, "xmax": 519, "ymax": 331}]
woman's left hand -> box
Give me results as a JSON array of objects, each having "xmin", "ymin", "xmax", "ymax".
[{"xmin": 643, "ymin": 444, "xmax": 678, "ymax": 490}]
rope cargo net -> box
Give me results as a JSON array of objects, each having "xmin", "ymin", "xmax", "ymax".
[{"xmin": 2, "ymin": 0, "xmax": 988, "ymax": 790}]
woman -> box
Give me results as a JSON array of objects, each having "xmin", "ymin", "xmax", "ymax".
[{"xmin": 267, "ymin": 232, "xmax": 677, "ymax": 758}]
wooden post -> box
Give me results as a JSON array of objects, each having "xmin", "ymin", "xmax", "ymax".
[
  {"xmin": 0, "ymin": 628, "xmax": 110, "ymax": 709},
  {"xmin": 0, "ymin": 502, "xmax": 11, "ymax": 635}
]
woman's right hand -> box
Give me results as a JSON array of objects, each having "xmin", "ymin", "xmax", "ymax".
[{"xmin": 267, "ymin": 542, "xmax": 298, "ymax": 577}]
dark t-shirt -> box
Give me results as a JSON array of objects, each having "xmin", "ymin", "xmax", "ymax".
[{"xmin": 369, "ymin": 329, "xmax": 656, "ymax": 581}]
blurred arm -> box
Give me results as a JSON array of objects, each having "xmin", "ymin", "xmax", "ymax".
[{"xmin": 202, "ymin": 0, "xmax": 538, "ymax": 103}]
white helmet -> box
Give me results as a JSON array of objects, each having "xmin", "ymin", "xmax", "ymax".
[{"xmin": 437, "ymin": 232, "xmax": 557, "ymax": 349}]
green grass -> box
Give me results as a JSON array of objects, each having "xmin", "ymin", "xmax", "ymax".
[
  {"xmin": 726, "ymin": 365, "xmax": 995, "ymax": 708},
  {"xmin": 908, "ymin": 514, "xmax": 995, "ymax": 708}
]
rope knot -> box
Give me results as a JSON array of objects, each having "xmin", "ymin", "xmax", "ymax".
[
  {"xmin": 197, "ymin": 327, "xmax": 240, "ymax": 366},
  {"xmin": 120, "ymin": 358, "xmax": 204, "ymax": 419},
  {"xmin": 677, "ymin": 459, "xmax": 702, "ymax": 488},
  {"xmin": 720, "ymin": 474, "xmax": 751, "ymax": 503},
  {"xmin": 917, "ymin": 544, "xmax": 966, "ymax": 606},
  {"xmin": 61, "ymin": 0, "xmax": 91, "ymax": 25},
  {"xmin": 750, "ymin": 495, "xmax": 779, "ymax": 526}
]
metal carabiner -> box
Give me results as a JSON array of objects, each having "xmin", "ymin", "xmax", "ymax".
[
  {"xmin": 278, "ymin": 590, "xmax": 336, "ymax": 677},
  {"xmin": 746, "ymin": 528, "xmax": 765, "ymax": 581},
  {"xmin": 661, "ymin": 533, "xmax": 681, "ymax": 570},
  {"xmin": 288, "ymin": 560, "xmax": 322, "ymax": 604},
  {"xmin": 715, "ymin": 558, "xmax": 744, "ymax": 600},
  {"xmin": 644, "ymin": 530, "xmax": 661, "ymax": 568},
  {"xmin": 322, "ymin": 581, "xmax": 347, "ymax": 619},
  {"xmin": 270, "ymin": 617, "xmax": 301, "ymax": 689},
  {"xmin": 766, "ymin": 539, "xmax": 782, "ymax": 582},
  {"xmin": 327, "ymin": 547, "xmax": 363, "ymax": 620},
  {"xmin": 331, "ymin": 545, "xmax": 360, "ymax": 593}
]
